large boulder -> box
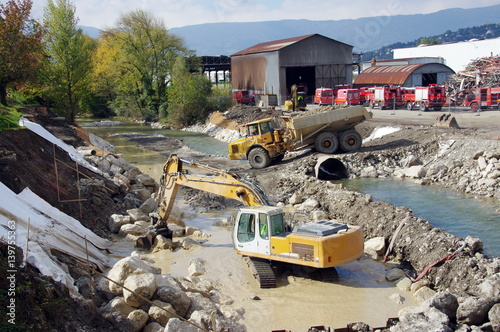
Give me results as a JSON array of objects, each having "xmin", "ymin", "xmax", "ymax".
[
  {"xmin": 143, "ymin": 322, "xmax": 163, "ymax": 332},
  {"xmin": 109, "ymin": 214, "xmax": 132, "ymax": 233},
  {"xmin": 127, "ymin": 309, "xmax": 149, "ymax": 332},
  {"xmin": 188, "ymin": 258, "xmax": 206, "ymax": 277},
  {"xmin": 99, "ymin": 296, "xmax": 134, "ymax": 319},
  {"xmin": 135, "ymin": 173, "xmax": 156, "ymax": 187},
  {"xmin": 457, "ymin": 296, "xmax": 496, "ymax": 325},
  {"xmin": 119, "ymin": 223, "xmax": 148, "ymax": 237},
  {"xmin": 105, "ymin": 256, "xmax": 161, "ymax": 295},
  {"xmin": 140, "ymin": 197, "xmax": 158, "ymax": 214},
  {"xmin": 489, "ymin": 303, "xmax": 500, "ymax": 332},
  {"xmin": 393, "ymin": 310, "xmax": 452, "ymax": 332},
  {"xmin": 148, "ymin": 299, "xmax": 177, "ymax": 326},
  {"xmin": 185, "ymin": 292, "xmax": 218, "ymax": 318},
  {"xmin": 129, "ymin": 185, "xmax": 152, "ymax": 202},
  {"xmin": 165, "ymin": 318, "xmax": 199, "ymax": 332},
  {"xmin": 421, "ymin": 292, "xmax": 459, "ymax": 320},
  {"xmin": 153, "ymin": 235, "xmax": 174, "ymax": 252},
  {"xmin": 364, "ymin": 236, "xmax": 386, "ymax": 260},
  {"xmin": 127, "ymin": 208, "xmax": 150, "ymax": 222},
  {"xmin": 156, "ymin": 285, "xmax": 191, "ymax": 318},
  {"xmin": 123, "ymin": 273, "xmax": 157, "ymax": 307},
  {"xmin": 404, "ymin": 165, "xmax": 427, "ymax": 179},
  {"xmin": 386, "ymin": 268, "xmax": 405, "ymax": 282}
]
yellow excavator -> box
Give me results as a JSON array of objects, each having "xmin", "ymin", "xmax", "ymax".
[{"xmin": 154, "ymin": 155, "xmax": 364, "ymax": 288}]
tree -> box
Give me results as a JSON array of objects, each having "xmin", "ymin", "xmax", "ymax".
[
  {"xmin": 101, "ymin": 10, "xmax": 187, "ymax": 120},
  {"xmin": 0, "ymin": 0, "xmax": 43, "ymax": 106},
  {"xmin": 43, "ymin": 0, "xmax": 94, "ymax": 122},
  {"xmin": 417, "ymin": 37, "xmax": 442, "ymax": 46},
  {"xmin": 166, "ymin": 57, "xmax": 212, "ymax": 128}
]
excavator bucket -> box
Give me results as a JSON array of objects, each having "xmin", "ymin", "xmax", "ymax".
[{"xmin": 434, "ymin": 113, "xmax": 460, "ymax": 129}]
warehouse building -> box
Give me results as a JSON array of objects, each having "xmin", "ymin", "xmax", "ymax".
[
  {"xmin": 231, "ymin": 34, "xmax": 354, "ymax": 105},
  {"xmin": 354, "ymin": 62, "xmax": 455, "ymax": 88}
]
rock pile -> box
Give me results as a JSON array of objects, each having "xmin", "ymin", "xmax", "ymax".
[
  {"xmin": 96, "ymin": 255, "xmax": 245, "ymax": 332},
  {"xmin": 336, "ymin": 132, "xmax": 500, "ymax": 199}
]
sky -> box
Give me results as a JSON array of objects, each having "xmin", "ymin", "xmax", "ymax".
[{"xmin": 30, "ymin": 0, "xmax": 500, "ymax": 30}]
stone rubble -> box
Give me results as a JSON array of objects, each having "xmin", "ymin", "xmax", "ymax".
[
  {"xmin": 96, "ymin": 254, "xmax": 246, "ymax": 332},
  {"xmin": 335, "ymin": 136, "xmax": 500, "ymax": 199}
]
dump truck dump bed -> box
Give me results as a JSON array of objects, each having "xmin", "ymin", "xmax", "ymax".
[{"xmin": 285, "ymin": 106, "xmax": 372, "ymax": 142}]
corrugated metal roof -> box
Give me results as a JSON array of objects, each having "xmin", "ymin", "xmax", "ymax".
[
  {"xmin": 354, "ymin": 64, "xmax": 427, "ymax": 86},
  {"xmin": 231, "ymin": 34, "xmax": 316, "ymax": 56}
]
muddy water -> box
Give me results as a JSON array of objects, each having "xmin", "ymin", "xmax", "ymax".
[{"xmin": 147, "ymin": 200, "xmax": 417, "ymax": 331}]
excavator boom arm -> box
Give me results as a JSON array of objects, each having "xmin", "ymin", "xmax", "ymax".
[{"xmin": 156, "ymin": 155, "xmax": 270, "ymax": 225}]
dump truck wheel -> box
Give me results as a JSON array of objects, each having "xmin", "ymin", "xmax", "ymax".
[
  {"xmin": 314, "ymin": 132, "xmax": 339, "ymax": 154},
  {"xmin": 339, "ymin": 130, "xmax": 362, "ymax": 152},
  {"xmin": 248, "ymin": 147, "xmax": 271, "ymax": 169}
]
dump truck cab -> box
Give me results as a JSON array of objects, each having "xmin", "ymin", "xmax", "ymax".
[{"xmin": 228, "ymin": 118, "xmax": 289, "ymax": 168}]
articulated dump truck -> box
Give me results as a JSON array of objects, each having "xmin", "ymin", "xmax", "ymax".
[
  {"xmin": 152, "ymin": 155, "xmax": 364, "ymax": 288},
  {"xmin": 228, "ymin": 105, "xmax": 372, "ymax": 168}
]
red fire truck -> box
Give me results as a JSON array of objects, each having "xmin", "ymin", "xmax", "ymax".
[
  {"xmin": 404, "ymin": 85, "xmax": 446, "ymax": 111},
  {"xmin": 314, "ymin": 87, "xmax": 334, "ymax": 105},
  {"xmin": 465, "ymin": 87, "xmax": 500, "ymax": 110},
  {"xmin": 368, "ymin": 86, "xmax": 405, "ymax": 109},
  {"xmin": 232, "ymin": 90, "xmax": 253, "ymax": 105},
  {"xmin": 335, "ymin": 89, "xmax": 361, "ymax": 105},
  {"xmin": 314, "ymin": 84, "xmax": 351, "ymax": 105},
  {"xmin": 359, "ymin": 87, "xmax": 374, "ymax": 106}
]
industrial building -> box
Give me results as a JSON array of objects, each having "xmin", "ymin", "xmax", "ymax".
[
  {"xmin": 354, "ymin": 62, "xmax": 455, "ymax": 88},
  {"xmin": 393, "ymin": 37, "xmax": 500, "ymax": 73},
  {"xmin": 231, "ymin": 34, "xmax": 354, "ymax": 105}
]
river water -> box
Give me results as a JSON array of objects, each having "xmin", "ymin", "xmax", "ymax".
[{"xmin": 340, "ymin": 178, "xmax": 500, "ymax": 257}]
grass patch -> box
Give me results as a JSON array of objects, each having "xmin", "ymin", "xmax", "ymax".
[{"xmin": 0, "ymin": 106, "xmax": 22, "ymax": 132}]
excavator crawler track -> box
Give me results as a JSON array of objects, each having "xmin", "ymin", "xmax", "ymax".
[{"xmin": 246, "ymin": 257, "xmax": 276, "ymax": 288}]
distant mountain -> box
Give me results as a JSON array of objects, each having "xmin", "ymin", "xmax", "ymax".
[
  {"xmin": 169, "ymin": 5, "xmax": 500, "ymax": 56},
  {"xmin": 79, "ymin": 25, "xmax": 101, "ymax": 39},
  {"xmin": 361, "ymin": 23, "xmax": 500, "ymax": 62}
]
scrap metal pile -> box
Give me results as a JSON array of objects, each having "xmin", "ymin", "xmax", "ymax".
[{"xmin": 446, "ymin": 55, "xmax": 500, "ymax": 104}]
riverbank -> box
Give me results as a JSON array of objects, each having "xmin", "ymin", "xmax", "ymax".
[{"xmin": 0, "ymin": 106, "xmax": 499, "ymax": 331}]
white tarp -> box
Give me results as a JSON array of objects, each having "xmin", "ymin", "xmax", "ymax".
[
  {"xmin": 363, "ymin": 126, "xmax": 401, "ymax": 143},
  {"xmin": 0, "ymin": 182, "xmax": 112, "ymax": 296},
  {"xmin": 18, "ymin": 117, "xmax": 110, "ymax": 179}
]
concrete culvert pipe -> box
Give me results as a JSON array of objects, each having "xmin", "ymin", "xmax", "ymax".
[{"xmin": 315, "ymin": 156, "xmax": 348, "ymax": 180}]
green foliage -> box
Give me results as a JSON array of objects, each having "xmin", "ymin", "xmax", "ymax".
[
  {"xmin": 95, "ymin": 10, "xmax": 188, "ymax": 121},
  {"xmin": 166, "ymin": 57, "xmax": 213, "ymax": 128},
  {"xmin": 42, "ymin": 0, "xmax": 95, "ymax": 122},
  {"xmin": 209, "ymin": 83, "xmax": 232, "ymax": 111},
  {"xmin": 0, "ymin": 105, "xmax": 22, "ymax": 131},
  {"xmin": 417, "ymin": 37, "xmax": 442, "ymax": 46},
  {"xmin": 0, "ymin": 0, "xmax": 44, "ymax": 106}
]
